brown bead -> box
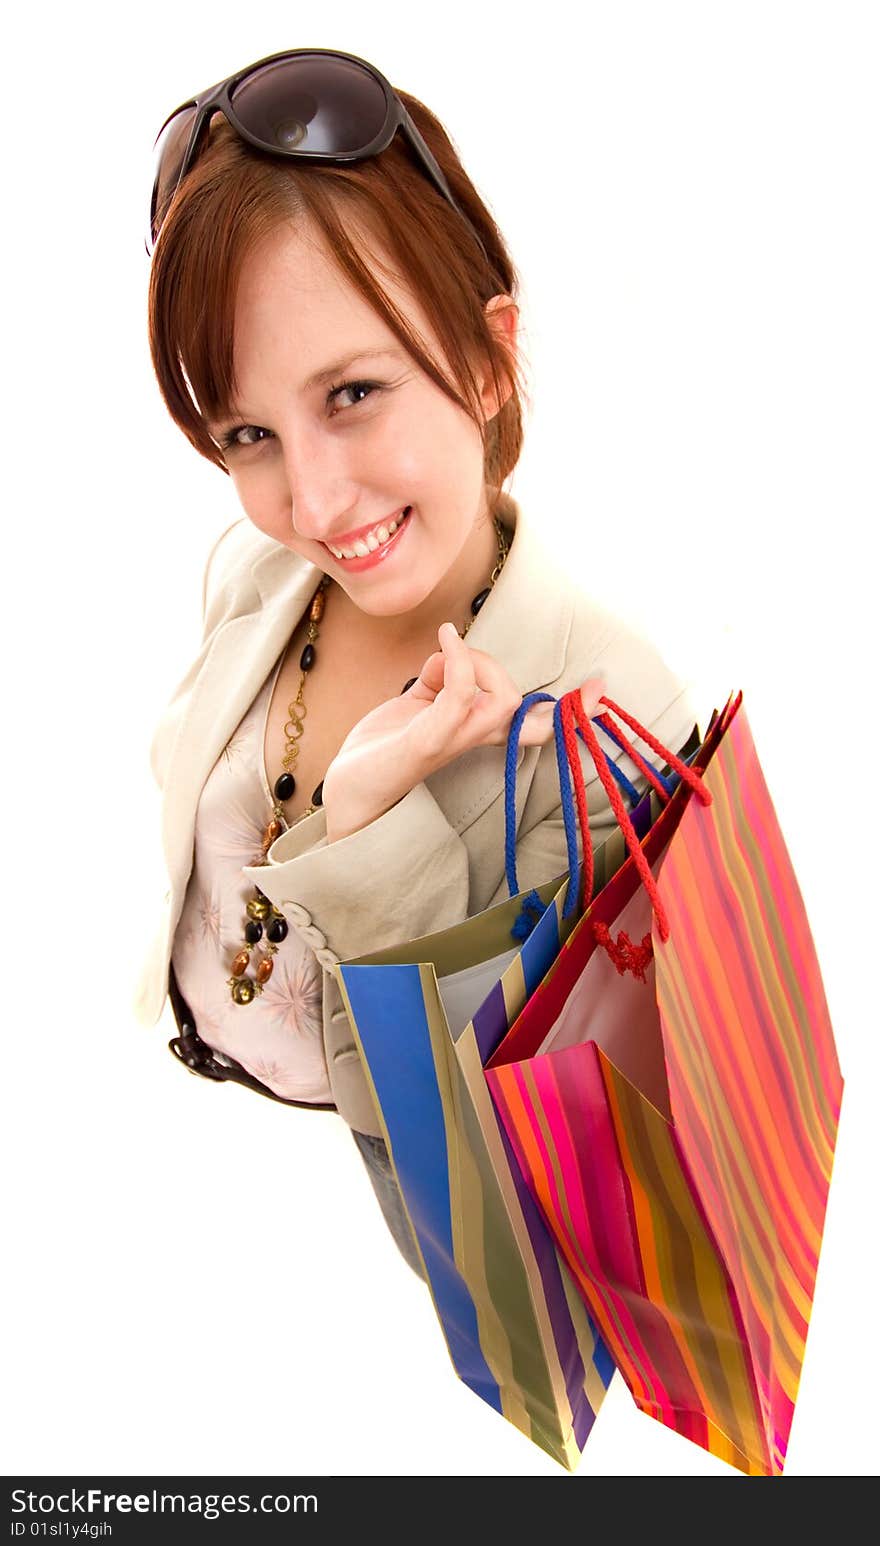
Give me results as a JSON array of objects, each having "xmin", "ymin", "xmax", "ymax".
[
  {"xmin": 231, "ymin": 948, "xmax": 251, "ymax": 977},
  {"xmin": 310, "ymin": 591, "xmax": 325, "ymax": 623},
  {"xmin": 263, "ymin": 818, "xmax": 283, "ymax": 846},
  {"xmin": 256, "ymin": 957, "xmax": 274, "ymax": 984}
]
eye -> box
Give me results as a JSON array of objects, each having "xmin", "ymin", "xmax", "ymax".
[
  {"xmin": 218, "ymin": 424, "xmax": 271, "ymax": 451},
  {"xmin": 326, "ymin": 378, "xmax": 380, "ymax": 412},
  {"xmin": 217, "ymin": 379, "xmax": 381, "ymax": 452}
]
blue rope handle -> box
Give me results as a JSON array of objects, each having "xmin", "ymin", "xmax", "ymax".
[
  {"xmin": 505, "ymin": 692, "xmax": 582, "ymax": 940},
  {"xmin": 503, "ymin": 691, "xmax": 679, "ymax": 942}
]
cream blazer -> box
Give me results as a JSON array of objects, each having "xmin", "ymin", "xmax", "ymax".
[{"xmin": 132, "ymin": 490, "xmax": 700, "ymax": 1136}]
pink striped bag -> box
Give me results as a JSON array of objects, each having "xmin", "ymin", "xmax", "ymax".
[{"xmin": 485, "ymin": 688, "xmax": 843, "ymax": 1476}]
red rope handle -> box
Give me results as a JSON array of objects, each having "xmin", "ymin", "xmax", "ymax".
[
  {"xmin": 563, "ymin": 687, "xmax": 671, "ymax": 946},
  {"xmin": 593, "ymin": 711, "xmax": 675, "ymax": 803},
  {"xmin": 559, "ymin": 693, "xmax": 594, "ymax": 909},
  {"xmin": 594, "ymin": 695, "xmax": 712, "ymax": 807},
  {"xmin": 558, "ymin": 686, "xmax": 713, "ymax": 977}
]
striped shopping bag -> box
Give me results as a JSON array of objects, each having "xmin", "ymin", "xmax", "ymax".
[
  {"xmin": 336, "ymin": 695, "xmax": 700, "ymax": 1468},
  {"xmin": 485, "ymin": 687, "xmax": 844, "ymax": 1476}
]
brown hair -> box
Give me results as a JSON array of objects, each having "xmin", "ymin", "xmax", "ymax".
[{"xmin": 147, "ymin": 92, "xmax": 530, "ymax": 524}]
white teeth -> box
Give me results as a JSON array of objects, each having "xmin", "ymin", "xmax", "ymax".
[{"xmin": 327, "ymin": 510, "xmax": 408, "ymax": 561}]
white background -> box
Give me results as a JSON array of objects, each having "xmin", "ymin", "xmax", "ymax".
[{"xmin": 2, "ymin": 0, "xmax": 877, "ymax": 1480}]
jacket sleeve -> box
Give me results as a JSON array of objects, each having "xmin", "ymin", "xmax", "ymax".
[
  {"xmin": 242, "ymin": 677, "xmax": 702, "ymax": 972},
  {"xmin": 240, "ymin": 783, "xmax": 470, "ymax": 971}
]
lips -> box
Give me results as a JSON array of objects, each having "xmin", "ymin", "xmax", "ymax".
[
  {"xmin": 326, "ymin": 506, "xmax": 409, "ymax": 550},
  {"xmin": 323, "ymin": 507, "xmax": 412, "ymax": 572}
]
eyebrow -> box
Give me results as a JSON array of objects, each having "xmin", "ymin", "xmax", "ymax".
[
  {"xmin": 304, "ymin": 347, "xmax": 407, "ymax": 390},
  {"xmin": 209, "ymin": 348, "xmax": 407, "ymax": 432}
]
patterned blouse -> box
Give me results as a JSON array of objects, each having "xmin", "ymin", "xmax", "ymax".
[{"xmin": 170, "ymin": 650, "xmax": 333, "ymax": 1104}]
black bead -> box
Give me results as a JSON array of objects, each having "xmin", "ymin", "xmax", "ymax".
[
  {"xmin": 267, "ymin": 916, "xmax": 288, "ymax": 944},
  {"xmin": 300, "ymin": 643, "xmax": 316, "ymax": 671},
  {"xmin": 401, "ymin": 677, "xmax": 417, "ymax": 694},
  {"xmin": 274, "ymin": 772, "xmax": 296, "ymax": 802},
  {"xmin": 312, "ymin": 780, "xmax": 324, "ymax": 807},
  {"xmin": 244, "ymin": 919, "xmax": 263, "ymax": 944},
  {"xmin": 471, "ymin": 586, "xmax": 491, "ymax": 616}
]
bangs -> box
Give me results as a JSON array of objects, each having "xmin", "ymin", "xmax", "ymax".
[{"xmin": 148, "ymin": 146, "xmax": 292, "ymax": 466}]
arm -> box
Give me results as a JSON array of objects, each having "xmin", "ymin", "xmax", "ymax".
[{"xmin": 241, "ymin": 783, "xmax": 469, "ymax": 970}]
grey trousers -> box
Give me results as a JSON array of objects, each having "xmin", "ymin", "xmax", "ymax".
[{"xmin": 351, "ymin": 1129, "xmax": 425, "ymax": 1280}]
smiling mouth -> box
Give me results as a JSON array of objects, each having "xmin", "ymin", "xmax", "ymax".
[{"xmin": 323, "ymin": 506, "xmax": 412, "ymax": 560}]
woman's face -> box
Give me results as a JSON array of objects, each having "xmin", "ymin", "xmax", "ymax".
[{"xmin": 206, "ymin": 217, "xmax": 515, "ymax": 639}]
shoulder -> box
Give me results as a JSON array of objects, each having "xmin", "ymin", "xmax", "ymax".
[
  {"xmin": 200, "ymin": 517, "xmax": 279, "ymax": 633},
  {"xmin": 498, "ymin": 495, "xmax": 702, "ymax": 749},
  {"xmin": 517, "ymin": 575, "xmax": 702, "ymax": 837},
  {"xmin": 563, "ymin": 582, "xmax": 700, "ymax": 747}
]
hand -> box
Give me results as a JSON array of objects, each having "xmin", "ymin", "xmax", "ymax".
[{"xmin": 321, "ymin": 621, "xmax": 605, "ymax": 841}]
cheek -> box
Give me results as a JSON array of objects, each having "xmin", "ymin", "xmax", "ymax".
[
  {"xmin": 229, "ymin": 466, "xmax": 289, "ymax": 541},
  {"xmin": 386, "ymin": 395, "xmax": 482, "ymax": 484}
]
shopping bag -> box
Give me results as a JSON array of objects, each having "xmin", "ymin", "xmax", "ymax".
[
  {"xmin": 335, "ymin": 694, "xmax": 700, "ymax": 1469},
  {"xmin": 485, "ymin": 686, "xmax": 844, "ymax": 1476}
]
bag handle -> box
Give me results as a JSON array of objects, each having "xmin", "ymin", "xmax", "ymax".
[
  {"xmin": 560, "ymin": 687, "xmax": 712, "ymax": 977},
  {"xmin": 503, "ymin": 686, "xmax": 682, "ymax": 941}
]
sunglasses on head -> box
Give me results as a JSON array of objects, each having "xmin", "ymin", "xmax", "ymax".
[{"xmin": 146, "ymin": 45, "xmax": 490, "ymax": 264}]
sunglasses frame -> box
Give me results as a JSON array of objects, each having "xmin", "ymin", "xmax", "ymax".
[{"xmin": 147, "ymin": 45, "xmax": 490, "ymax": 264}]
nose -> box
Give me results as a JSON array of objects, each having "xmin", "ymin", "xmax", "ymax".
[{"xmin": 276, "ymin": 415, "xmax": 360, "ymax": 546}]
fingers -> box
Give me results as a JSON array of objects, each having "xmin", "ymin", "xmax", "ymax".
[
  {"xmin": 579, "ymin": 675, "xmax": 606, "ymax": 718},
  {"xmin": 428, "ymin": 623, "xmax": 478, "ymax": 737},
  {"xmin": 405, "ymin": 634, "xmax": 607, "ymax": 758},
  {"xmin": 412, "ymin": 628, "xmax": 515, "ymax": 703},
  {"xmin": 443, "ymin": 630, "xmax": 519, "ymax": 704},
  {"xmin": 516, "ymin": 699, "xmax": 556, "ymax": 746},
  {"xmin": 515, "ymin": 675, "xmax": 608, "ymax": 747},
  {"xmin": 517, "ymin": 675, "xmax": 606, "ymax": 730},
  {"xmin": 409, "ymin": 650, "xmax": 445, "ymax": 697},
  {"xmin": 406, "ymin": 625, "xmax": 519, "ymax": 757}
]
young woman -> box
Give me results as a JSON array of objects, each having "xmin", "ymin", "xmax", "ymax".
[{"xmin": 133, "ymin": 47, "xmax": 699, "ymax": 1277}]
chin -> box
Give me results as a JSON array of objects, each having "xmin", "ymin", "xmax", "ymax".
[{"xmin": 349, "ymin": 579, "xmax": 434, "ymax": 616}]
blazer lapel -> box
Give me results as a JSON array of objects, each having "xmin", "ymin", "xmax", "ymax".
[{"xmin": 159, "ymin": 547, "xmax": 321, "ymax": 897}]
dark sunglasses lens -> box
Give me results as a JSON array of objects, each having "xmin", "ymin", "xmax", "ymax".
[
  {"xmin": 230, "ymin": 54, "xmax": 388, "ymax": 154},
  {"xmin": 150, "ymin": 104, "xmax": 198, "ymax": 245}
]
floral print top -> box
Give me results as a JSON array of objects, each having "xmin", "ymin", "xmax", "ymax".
[{"xmin": 170, "ymin": 650, "xmax": 333, "ymax": 1104}]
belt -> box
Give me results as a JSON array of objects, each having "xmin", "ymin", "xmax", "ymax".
[{"xmin": 167, "ymin": 960, "xmax": 336, "ymax": 1112}]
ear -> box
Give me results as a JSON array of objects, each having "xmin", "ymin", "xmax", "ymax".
[{"xmin": 477, "ymin": 294, "xmax": 519, "ymax": 421}]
